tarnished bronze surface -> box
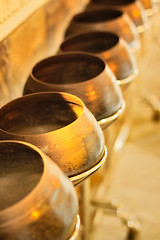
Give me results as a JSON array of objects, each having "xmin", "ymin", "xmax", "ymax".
[
  {"xmin": 0, "ymin": 140, "xmax": 79, "ymax": 240},
  {"xmin": 85, "ymin": 0, "xmax": 150, "ymax": 33},
  {"xmin": 65, "ymin": 9, "xmax": 140, "ymax": 52},
  {"xmin": 23, "ymin": 52, "xmax": 123, "ymax": 127},
  {"xmin": 59, "ymin": 31, "xmax": 138, "ymax": 90},
  {"xmin": 0, "ymin": 92, "xmax": 106, "ymax": 183}
]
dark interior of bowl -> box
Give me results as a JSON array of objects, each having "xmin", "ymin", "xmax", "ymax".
[
  {"xmin": 73, "ymin": 9, "xmax": 122, "ymax": 23},
  {"xmin": 0, "ymin": 93, "xmax": 82, "ymax": 135},
  {"xmin": 91, "ymin": 0, "xmax": 134, "ymax": 5},
  {"xmin": 33, "ymin": 54, "xmax": 105, "ymax": 84},
  {"xmin": 0, "ymin": 141, "xmax": 43, "ymax": 211},
  {"xmin": 61, "ymin": 32, "xmax": 119, "ymax": 54}
]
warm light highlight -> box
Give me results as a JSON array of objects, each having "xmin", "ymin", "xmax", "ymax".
[
  {"xmin": 132, "ymin": 9, "xmax": 140, "ymax": 18},
  {"xmin": 31, "ymin": 210, "xmax": 40, "ymax": 219}
]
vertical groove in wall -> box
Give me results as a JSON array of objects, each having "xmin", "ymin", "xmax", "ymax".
[{"xmin": 0, "ymin": 39, "xmax": 11, "ymax": 106}]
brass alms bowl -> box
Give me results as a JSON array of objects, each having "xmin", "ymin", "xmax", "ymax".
[
  {"xmin": 0, "ymin": 140, "xmax": 79, "ymax": 240},
  {"xmin": 0, "ymin": 92, "xmax": 107, "ymax": 185},
  {"xmin": 85, "ymin": 0, "xmax": 150, "ymax": 33},
  {"xmin": 59, "ymin": 31, "xmax": 138, "ymax": 91},
  {"xmin": 65, "ymin": 9, "xmax": 140, "ymax": 52},
  {"xmin": 23, "ymin": 52, "xmax": 124, "ymax": 128}
]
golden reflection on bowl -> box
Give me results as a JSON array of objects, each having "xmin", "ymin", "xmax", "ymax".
[
  {"xmin": 0, "ymin": 92, "xmax": 106, "ymax": 184},
  {"xmin": 0, "ymin": 140, "xmax": 79, "ymax": 240}
]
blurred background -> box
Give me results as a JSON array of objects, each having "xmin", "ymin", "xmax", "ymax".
[{"xmin": 0, "ymin": 0, "xmax": 160, "ymax": 239}]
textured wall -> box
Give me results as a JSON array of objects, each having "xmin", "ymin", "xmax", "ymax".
[{"xmin": 0, "ymin": 0, "xmax": 89, "ymax": 106}]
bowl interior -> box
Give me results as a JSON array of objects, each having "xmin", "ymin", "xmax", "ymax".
[
  {"xmin": 91, "ymin": 0, "xmax": 135, "ymax": 5},
  {"xmin": 73, "ymin": 9, "xmax": 122, "ymax": 23},
  {"xmin": 0, "ymin": 93, "xmax": 83, "ymax": 135},
  {"xmin": 0, "ymin": 141, "xmax": 43, "ymax": 211},
  {"xmin": 61, "ymin": 32, "xmax": 119, "ymax": 54},
  {"xmin": 33, "ymin": 54, "xmax": 105, "ymax": 85}
]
